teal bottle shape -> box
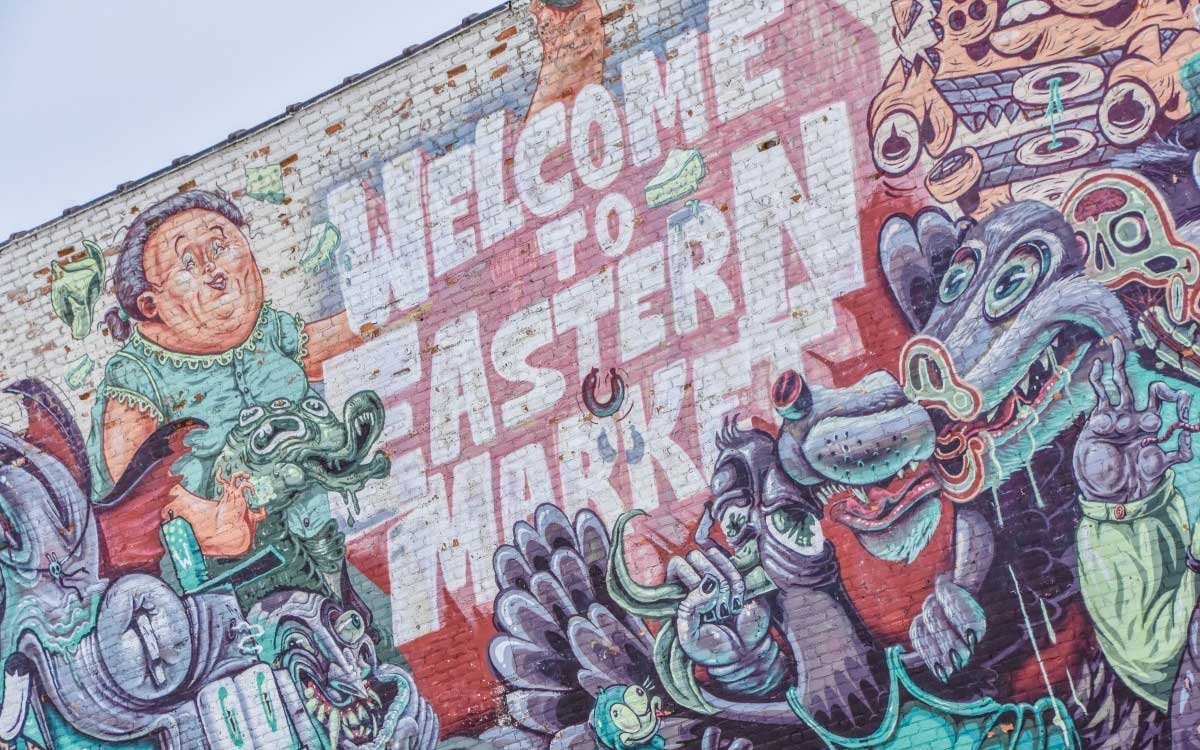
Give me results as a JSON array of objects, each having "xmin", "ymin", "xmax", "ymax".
[{"xmin": 161, "ymin": 513, "xmax": 208, "ymax": 593}]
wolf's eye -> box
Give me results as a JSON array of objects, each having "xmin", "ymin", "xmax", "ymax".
[
  {"xmin": 939, "ymin": 247, "xmax": 977, "ymax": 304},
  {"xmin": 985, "ymin": 241, "xmax": 1047, "ymax": 320}
]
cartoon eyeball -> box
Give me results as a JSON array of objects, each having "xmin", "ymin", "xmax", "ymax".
[{"xmin": 301, "ymin": 397, "xmax": 330, "ymax": 418}]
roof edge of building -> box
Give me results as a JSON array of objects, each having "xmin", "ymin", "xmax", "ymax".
[{"xmin": 1, "ymin": 1, "xmax": 512, "ymax": 251}]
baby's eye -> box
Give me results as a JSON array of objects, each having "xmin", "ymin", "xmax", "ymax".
[{"xmin": 211, "ymin": 240, "xmax": 226, "ymax": 256}]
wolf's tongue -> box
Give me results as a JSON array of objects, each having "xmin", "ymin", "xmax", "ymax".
[{"xmin": 866, "ymin": 474, "xmax": 907, "ymax": 506}]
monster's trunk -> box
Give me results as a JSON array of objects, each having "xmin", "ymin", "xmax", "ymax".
[{"xmin": 773, "ymin": 545, "xmax": 889, "ymax": 738}]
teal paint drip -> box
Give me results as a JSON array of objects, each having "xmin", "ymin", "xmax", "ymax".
[{"xmin": 1045, "ymin": 76, "xmax": 1065, "ymax": 150}]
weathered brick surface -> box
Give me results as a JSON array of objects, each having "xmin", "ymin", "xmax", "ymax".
[{"xmin": 3, "ymin": 0, "xmax": 1200, "ymax": 748}]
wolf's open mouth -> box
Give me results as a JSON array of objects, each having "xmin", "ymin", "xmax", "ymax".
[{"xmin": 933, "ymin": 322, "xmax": 1096, "ymax": 485}]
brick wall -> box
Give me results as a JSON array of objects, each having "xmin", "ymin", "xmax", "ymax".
[{"xmin": 3, "ymin": 0, "xmax": 1200, "ymax": 747}]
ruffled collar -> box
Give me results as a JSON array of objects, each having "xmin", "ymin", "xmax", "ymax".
[{"xmin": 129, "ymin": 300, "xmax": 272, "ymax": 370}]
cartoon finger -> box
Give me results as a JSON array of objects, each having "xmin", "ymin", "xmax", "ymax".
[
  {"xmin": 920, "ymin": 599, "xmax": 963, "ymax": 679},
  {"xmin": 388, "ymin": 717, "xmax": 419, "ymax": 750},
  {"xmin": 687, "ymin": 550, "xmax": 732, "ymax": 620},
  {"xmin": 1167, "ymin": 429, "xmax": 1195, "ymax": 468},
  {"xmin": 666, "ymin": 556, "xmax": 702, "ymax": 589},
  {"xmin": 668, "ymin": 556, "xmax": 717, "ymax": 629},
  {"xmin": 908, "ymin": 615, "xmax": 940, "ymax": 681},
  {"xmin": 1088, "ymin": 358, "xmax": 1113, "ymax": 411},
  {"xmin": 702, "ymin": 726, "xmax": 722, "ymax": 750},
  {"xmin": 702, "ymin": 545, "xmax": 745, "ymax": 612},
  {"xmin": 1146, "ymin": 381, "xmax": 1170, "ymax": 415},
  {"xmin": 419, "ymin": 699, "xmax": 440, "ymax": 750},
  {"xmin": 933, "ymin": 576, "xmax": 986, "ymax": 652},
  {"xmin": 1110, "ymin": 338, "xmax": 1133, "ymax": 409}
]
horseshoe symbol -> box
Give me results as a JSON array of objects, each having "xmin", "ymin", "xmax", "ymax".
[{"xmin": 582, "ymin": 368, "xmax": 626, "ymax": 418}]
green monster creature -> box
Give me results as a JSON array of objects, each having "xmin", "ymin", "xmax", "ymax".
[
  {"xmin": 50, "ymin": 239, "xmax": 106, "ymax": 340},
  {"xmin": 211, "ymin": 391, "xmax": 390, "ymax": 603},
  {"xmin": 590, "ymin": 684, "xmax": 666, "ymax": 750}
]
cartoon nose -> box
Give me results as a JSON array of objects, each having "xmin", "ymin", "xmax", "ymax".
[{"xmin": 900, "ymin": 337, "xmax": 981, "ymax": 420}]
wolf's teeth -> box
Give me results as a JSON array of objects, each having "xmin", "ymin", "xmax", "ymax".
[
  {"xmin": 908, "ymin": 460, "xmax": 919, "ymax": 472},
  {"xmin": 985, "ymin": 405, "xmax": 998, "ymax": 422},
  {"xmin": 1018, "ymin": 373, "xmax": 1030, "ymax": 395}
]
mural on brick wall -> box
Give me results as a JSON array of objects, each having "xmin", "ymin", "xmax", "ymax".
[{"xmin": 9, "ymin": 0, "xmax": 1200, "ymax": 747}]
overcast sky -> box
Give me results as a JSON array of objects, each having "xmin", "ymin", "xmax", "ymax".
[{"xmin": 0, "ymin": 1, "xmax": 496, "ymax": 239}]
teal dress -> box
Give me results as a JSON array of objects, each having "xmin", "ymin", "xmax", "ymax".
[{"xmin": 86, "ymin": 300, "xmax": 332, "ymax": 533}]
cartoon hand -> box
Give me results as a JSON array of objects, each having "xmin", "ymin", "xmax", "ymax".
[
  {"xmin": 670, "ymin": 547, "xmax": 783, "ymax": 696},
  {"xmin": 1073, "ymin": 338, "xmax": 1194, "ymax": 504},
  {"xmin": 214, "ymin": 467, "xmax": 266, "ymax": 523},
  {"xmin": 908, "ymin": 574, "xmax": 986, "ymax": 682},
  {"xmin": 701, "ymin": 725, "xmax": 753, "ymax": 750}
]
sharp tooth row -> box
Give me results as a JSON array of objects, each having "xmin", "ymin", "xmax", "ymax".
[
  {"xmin": 304, "ymin": 679, "xmax": 378, "ymax": 744},
  {"xmin": 1017, "ymin": 373, "xmax": 1031, "ymax": 396},
  {"xmin": 985, "ymin": 405, "xmax": 999, "ymax": 422},
  {"xmin": 893, "ymin": 459, "xmax": 921, "ymax": 480},
  {"xmin": 813, "ymin": 483, "xmax": 844, "ymax": 504}
]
